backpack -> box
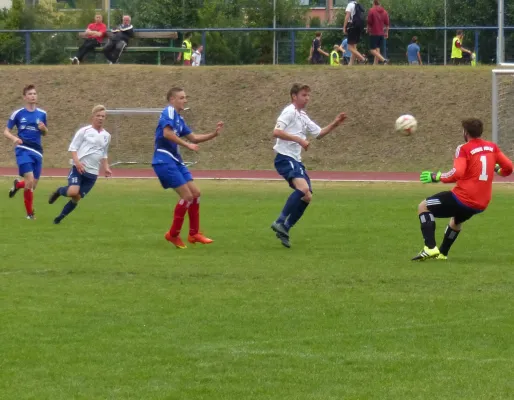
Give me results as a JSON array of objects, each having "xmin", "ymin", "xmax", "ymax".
[{"xmin": 351, "ymin": 1, "xmax": 366, "ymax": 30}]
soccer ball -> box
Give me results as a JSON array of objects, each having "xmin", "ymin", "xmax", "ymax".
[{"xmin": 395, "ymin": 115, "xmax": 417, "ymax": 136}]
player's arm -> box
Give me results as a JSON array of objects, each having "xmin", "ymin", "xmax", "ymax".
[
  {"xmin": 417, "ymin": 50, "xmax": 422, "ymax": 65},
  {"xmin": 420, "ymin": 159, "xmax": 467, "ymax": 184},
  {"xmin": 101, "ymin": 136, "xmax": 112, "ymax": 177},
  {"xmin": 343, "ymin": 11, "xmax": 350, "ymax": 33},
  {"xmin": 163, "ymin": 126, "xmax": 198, "ymax": 151},
  {"xmin": 38, "ymin": 114, "xmax": 48, "ymax": 135},
  {"xmin": 4, "ymin": 115, "xmax": 22, "ymax": 144},
  {"xmin": 494, "ymin": 151, "xmax": 514, "ymax": 177},
  {"xmin": 317, "ymin": 112, "xmax": 347, "ymax": 139},
  {"xmin": 69, "ymin": 129, "xmax": 87, "ymax": 174},
  {"xmin": 185, "ymin": 122, "xmax": 223, "ymax": 144}
]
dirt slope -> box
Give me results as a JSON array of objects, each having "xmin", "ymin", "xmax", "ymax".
[{"xmin": 0, "ymin": 65, "xmax": 496, "ymax": 171}]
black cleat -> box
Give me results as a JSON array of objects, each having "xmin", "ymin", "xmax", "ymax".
[
  {"xmin": 9, "ymin": 179, "xmax": 20, "ymax": 198},
  {"xmin": 48, "ymin": 190, "xmax": 60, "ymax": 204},
  {"xmin": 53, "ymin": 216, "xmax": 62, "ymax": 224},
  {"xmin": 271, "ymin": 221, "xmax": 289, "ymax": 237},
  {"xmin": 276, "ymin": 232, "xmax": 291, "ymax": 248}
]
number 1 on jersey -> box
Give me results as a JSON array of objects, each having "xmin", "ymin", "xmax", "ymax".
[{"xmin": 479, "ymin": 155, "xmax": 488, "ymax": 181}]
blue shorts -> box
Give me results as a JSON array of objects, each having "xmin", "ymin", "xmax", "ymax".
[
  {"xmin": 153, "ymin": 161, "xmax": 193, "ymax": 189},
  {"xmin": 274, "ymin": 153, "xmax": 312, "ymax": 192},
  {"xmin": 15, "ymin": 147, "xmax": 43, "ymax": 179},
  {"xmin": 68, "ymin": 166, "xmax": 97, "ymax": 198}
]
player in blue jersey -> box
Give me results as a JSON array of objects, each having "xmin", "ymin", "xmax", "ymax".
[
  {"xmin": 271, "ymin": 83, "xmax": 347, "ymax": 248},
  {"xmin": 3, "ymin": 84, "xmax": 48, "ymax": 219},
  {"xmin": 152, "ymin": 87, "xmax": 223, "ymax": 249}
]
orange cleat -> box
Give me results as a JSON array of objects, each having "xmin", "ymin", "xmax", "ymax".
[
  {"xmin": 188, "ymin": 233, "xmax": 213, "ymax": 244},
  {"xmin": 164, "ymin": 232, "xmax": 187, "ymax": 249}
]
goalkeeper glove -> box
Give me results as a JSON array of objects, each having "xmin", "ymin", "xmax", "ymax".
[
  {"xmin": 420, "ymin": 171, "xmax": 441, "ymax": 184},
  {"xmin": 494, "ymin": 164, "xmax": 502, "ymax": 175}
]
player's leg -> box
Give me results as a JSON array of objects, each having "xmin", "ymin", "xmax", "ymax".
[
  {"xmin": 438, "ymin": 208, "xmax": 479, "ymax": 259},
  {"xmin": 8, "ymin": 177, "xmax": 25, "ymax": 198},
  {"xmin": 103, "ymin": 39, "xmax": 115, "ymax": 63},
  {"xmin": 20, "ymin": 170, "xmax": 36, "ymax": 219},
  {"xmin": 284, "ymin": 169, "xmax": 312, "ymax": 232},
  {"xmin": 51, "ymin": 167, "xmax": 84, "ymax": 224},
  {"xmin": 185, "ymin": 178, "xmax": 213, "ymax": 244},
  {"xmin": 113, "ymin": 40, "xmax": 127, "ymax": 64}
]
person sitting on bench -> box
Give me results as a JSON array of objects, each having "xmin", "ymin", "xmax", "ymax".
[
  {"xmin": 71, "ymin": 14, "xmax": 107, "ymax": 65},
  {"xmin": 103, "ymin": 15, "xmax": 134, "ymax": 64}
]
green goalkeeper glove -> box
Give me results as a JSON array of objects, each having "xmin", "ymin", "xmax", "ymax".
[
  {"xmin": 494, "ymin": 164, "xmax": 502, "ymax": 175},
  {"xmin": 420, "ymin": 171, "xmax": 441, "ymax": 184}
]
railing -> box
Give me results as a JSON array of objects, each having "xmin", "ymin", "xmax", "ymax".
[{"xmin": 0, "ymin": 26, "xmax": 513, "ymax": 65}]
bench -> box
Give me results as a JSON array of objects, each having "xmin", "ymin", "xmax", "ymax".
[{"xmin": 65, "ymin": 31, "xmax": 186, "ymax": 65}]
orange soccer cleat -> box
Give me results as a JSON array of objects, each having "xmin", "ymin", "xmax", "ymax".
[
  {"xmin": 188, "ymin": 233, "xmax": 213, "ymax": 245},
  {"xmin": 165, "ymin": 232, "xmax": 187, "ymax": 249}
]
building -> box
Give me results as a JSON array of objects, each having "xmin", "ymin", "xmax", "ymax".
[{"xmin": 301, "ymin": 0, "xmax": 348, "ymax": 25}]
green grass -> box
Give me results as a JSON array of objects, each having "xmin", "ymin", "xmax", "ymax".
[{"xmin": 1, "ymin": 178, "xmax": 513, "ymax": 400}]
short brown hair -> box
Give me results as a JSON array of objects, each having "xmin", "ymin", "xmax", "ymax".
[
  {"xmin": 290, "ymin": 83, "xmax": 310, "ymax": 99},
  {"xmin": 456, "ymin": 30, "xmax": 463, "ymax": 36},
  {"xmin": 373, "ymin": 0, "xmax": 380, "ymax": 5},
  {"xmin": 167, "ymin": 87, "xmax": 184, "ymax": 101},
  {"xmin": 315, "ymin": 31, "xmax": 321, "ymax": 38},
  {"xmin": 23, "ymin": 84, "xmax": 36, "ymax": 95},
  {"xmin": 462, "ymin": 118, "xmax": 483, "ymax": 138}
]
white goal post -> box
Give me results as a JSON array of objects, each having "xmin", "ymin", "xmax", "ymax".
[
  {"xmin": 492, "ymin": 69, "xmax": 514, "ymax": 159},
  {"xmin": 105, "ymin": 108, "xmax": 197, "ymax": 167}
]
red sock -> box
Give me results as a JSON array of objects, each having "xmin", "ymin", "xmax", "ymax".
[
  {"xmin": 23, "ymin": 189, "xmax": 34, "ymax": 215},
  {"xmin": 16, "ymin": 180, "xmax": 25, "ymax": 189},
  {"xmin": 188, "ymin": 197, "xmax": 200, "ymax": 236},
  {"xmin": 169, "ymin": 199, "xmax": 191, "ymax": 237}
]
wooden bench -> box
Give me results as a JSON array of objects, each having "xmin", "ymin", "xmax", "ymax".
[{"xmin": 65, "ymin": 31, "xmax": 186, "ymax": 65}]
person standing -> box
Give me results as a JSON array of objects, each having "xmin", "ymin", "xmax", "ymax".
[
  {"xmin": 343, "ymin": 1, "xmax": 367, "ymax": 65},
  {"xmin": 177, "ymin": 33, "xmax": 193, "ymax": 66},
  {"xmin": 450, "ymin": 30, "xmax": 473, "ymax": 65},
  {"xmin": 367, "ymin": 0, "xmax": 389, "ymax": 65},
  {"xmin": 308, "ymin": 32, "xmax": 329, "ymax": 64},
  {"xmin": 406, "ymin": 36, "xmax": 422, "ymax": 65}
]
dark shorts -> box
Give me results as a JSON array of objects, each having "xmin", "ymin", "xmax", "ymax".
[
  {"xmin": 310, "ymin": 57, "xmax": 324, "ymax": 65},
  {"xmin": 369, "ymin": 35, "xmax": 383, "ymax": 50},
  {"xmin": 425, "ymin": 191, "xmax": 483, "ymax": 225},
  {"xmin": 452, "ymin": 57, "xmax": 464, "ymax": 65},
  {"xmin": 342, "ymin": 56, "xmax": 351, "ymax": 65},
  {"xmin": 15, "ymin": 147, "xmax": 43, "ymax": 179},
  {"xmin": 153, "ymin": 161, "xmax": 193, "ymax": 189},
  {"xmin": 274, "ymin": 153, "xmax": 312, "ymax": 192},
  {"xmin": 68, "ymin": 166, "xmax": 97, "ymax": 198},
  {"xmin": 347, "ymin": 27, "xmax": 361, "ymax": 46}
]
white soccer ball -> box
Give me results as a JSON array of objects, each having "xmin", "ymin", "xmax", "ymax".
[{"xmin": 395, "ymin": 114, "xmax": 417, "ymax": 136}]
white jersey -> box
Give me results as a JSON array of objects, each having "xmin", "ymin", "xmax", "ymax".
[
  {"xmin": 273, "ymin": 104, "xmax": 321, "ymax": 162},
  {"xmin": 68, "ymin": 125, "xmax": 111, "ymax": 175},
  {"xmin": 192, "ymin": 51, "xmax": 201, "ymax": 66}
]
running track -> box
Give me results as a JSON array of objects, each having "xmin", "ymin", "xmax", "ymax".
[{"xmin": 1, "ymin": 167, "xmax": 514, "ymax": 183}]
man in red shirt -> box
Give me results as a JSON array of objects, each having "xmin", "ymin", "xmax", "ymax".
[
  {"xmin": 71, "ymin": 14, "xmax": 107, "ymax": 65},
  {"xmin": 412, "ymin": 118, "xmax": 513, "ymax": 261},
  {"xmin": 367, "ymin": 0, "xmax": 389, "ymax": 65}
]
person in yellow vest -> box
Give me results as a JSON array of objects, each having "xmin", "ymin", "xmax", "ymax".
[
  {"xmin": 177, "ymin": 32, "xmax": 192, "ymax": 66},
  {"xmin": 330, "ymin": 45, "xmax": 341, "ymax": 66},
  {"xmin": 451, "ymin": 30, "xmax": 472, "ymax": 65}
]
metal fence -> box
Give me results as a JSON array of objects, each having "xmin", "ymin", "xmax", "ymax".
[{"xmin": 0, "ymin": 26, "xmax": 513, "ymax": 66}]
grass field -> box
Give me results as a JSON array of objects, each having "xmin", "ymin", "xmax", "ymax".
[{"xmin": 1, "ymin": 178, "xmax": 513, "ymax": 399}]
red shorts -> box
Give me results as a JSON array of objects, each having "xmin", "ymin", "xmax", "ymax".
[{"xmin": 183, "ymin": 60, "xmax": 191, "ymax": 66}]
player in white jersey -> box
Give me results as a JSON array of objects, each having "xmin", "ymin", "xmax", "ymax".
[
  {"xmin": 48, "ymin": 105, "xmax": 112, "ymax": 224},
  {"xmin": 271, "ymin": 83, "xmax": 347, "ymax": 248}
]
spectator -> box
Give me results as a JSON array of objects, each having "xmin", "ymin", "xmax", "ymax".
[
  {"xmin": 330, "ymin": 45, "xmax": 341, "ymax": 66},
  {"xmin": 177, "ymin": 32, "xmax": 193, "ymax": 66},
  {"xmin": 451, "ymin": 30, "xmax": 473, "ymax": 65},
  {"xmin": 340, "ymin": 38, "xmax": 352, "ymax": 65},
  {"xmin": 71, "ymin": 14, "xmax": 107, "ymax": 65},
  {"xmin": 343, "ymin": 1, "xmax": 367, "ymax": 65},
  {"xmin": 308, "ymin": 32, "xmax": 329, "ymax": 64},
  {"xmin": 406, "ymin": 36, "xmax": 422, "ymax": 65},
  {"xmin": 367, "ymin": 0, "xmax": 389, "ymax": 65},
  {"xmin": 103, "ymin": 15, "xmax": 134, "ymax": 64},
  {"xmin": 192, "ymin": 45, "xmax": 203, "ymax": 67}
]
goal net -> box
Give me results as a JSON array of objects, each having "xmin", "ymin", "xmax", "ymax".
[
  {"xmin": 104, "ymin": 108, "xmax": 198, "ymax": 167},
  {"xmin": 492, "ymin": 70, "xmax": 514, "ymax": 159}
]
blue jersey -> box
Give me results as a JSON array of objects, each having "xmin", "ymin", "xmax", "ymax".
[
  {"xmin": 152, "ymin": 106, "xmax": 192, "ymax": 165},
  {"xmin": 7, "ymin": 107, "xmax": 47, "ymax": 154}
]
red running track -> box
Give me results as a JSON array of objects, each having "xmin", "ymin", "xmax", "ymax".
[{"xmin": 0, "ymin": 167, "xmax": 513, "ymax": 183}]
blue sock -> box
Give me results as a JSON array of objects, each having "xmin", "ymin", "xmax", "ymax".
[
  {"xmin": 284, "ymin": 200, "xmax": 309, "ymax": 231},
  {"xmin": 58, "ymin": 186, "xmax": 68, "ymax": 197},
  {"xmin": 276, "ymin": 189, "xmax": 305, "ymax": 224},
  {"xmin": 57, "ymin": 200, "xmax": 78, "ymax": 220}
]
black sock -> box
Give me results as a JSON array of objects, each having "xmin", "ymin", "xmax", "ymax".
[
  {"xmin": 419, "ymin": 212, "xmax": 436, "ymax": 248},
  {"xmin": 439, "ymin": 225, "xmax": 460, "ymax": 256}
]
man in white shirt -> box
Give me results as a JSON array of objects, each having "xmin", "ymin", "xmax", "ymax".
[
  {"xmin": 271, "ymin": 83, "xmax": 347, "ymax": 248},
  {"xmin": 192, "ymin": 45, "xmax": 202, "ymax": 67},
  {"xmin": 48, "ymin": 105, "xmax": 112, "ymax": 224},
  {"xmin": 343, "ymin": 0, "xmax": 367, "ymax": 65}
]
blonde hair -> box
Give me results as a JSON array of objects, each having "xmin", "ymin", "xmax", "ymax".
[{"xmin": 92, "ymin": 105, "xmax": 106, "ymax": 115}]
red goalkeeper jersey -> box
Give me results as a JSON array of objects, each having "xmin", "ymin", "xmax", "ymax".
[{"xmin": 440, "ymin": 138, "xmax": 513, "ymax": 210}]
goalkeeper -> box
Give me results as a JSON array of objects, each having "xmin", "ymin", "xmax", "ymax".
[{"xmin": 412, "ymin": 118, "xmax": 513, "ymax": 261}]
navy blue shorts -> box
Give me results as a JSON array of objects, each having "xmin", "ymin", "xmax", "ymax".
[
  {"xmin": 68, "ymin": 166, "xmax": 97, "ymax": 198},
  {"xmin": 153, "ymin": 161, "xmax": 193, "ymax": 189},
  {"xmin": 15, "ymin": 147, "xmax": 43, "ymax": 179},
  {"xmin": 274, "ymin": 153, "xmax": 312, "ymax": 192}
]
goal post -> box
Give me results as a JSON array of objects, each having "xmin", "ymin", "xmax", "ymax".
[
  {"xmin": 104, "ymin": 108, "xmax": 197, "ymax": 167},
  {"xmin": 492, "ymin": 69, "xmax": 514, "ymax": 158}
]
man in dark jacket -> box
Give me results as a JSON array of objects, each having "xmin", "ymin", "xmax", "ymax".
[{"xmin": 103, "ymin": 15, "xmax": 134, "ymax": 64}]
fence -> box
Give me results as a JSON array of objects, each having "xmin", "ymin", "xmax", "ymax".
[{"xmin": 0, "ymin": 26, "xmax": 513, "ymax": 66}]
